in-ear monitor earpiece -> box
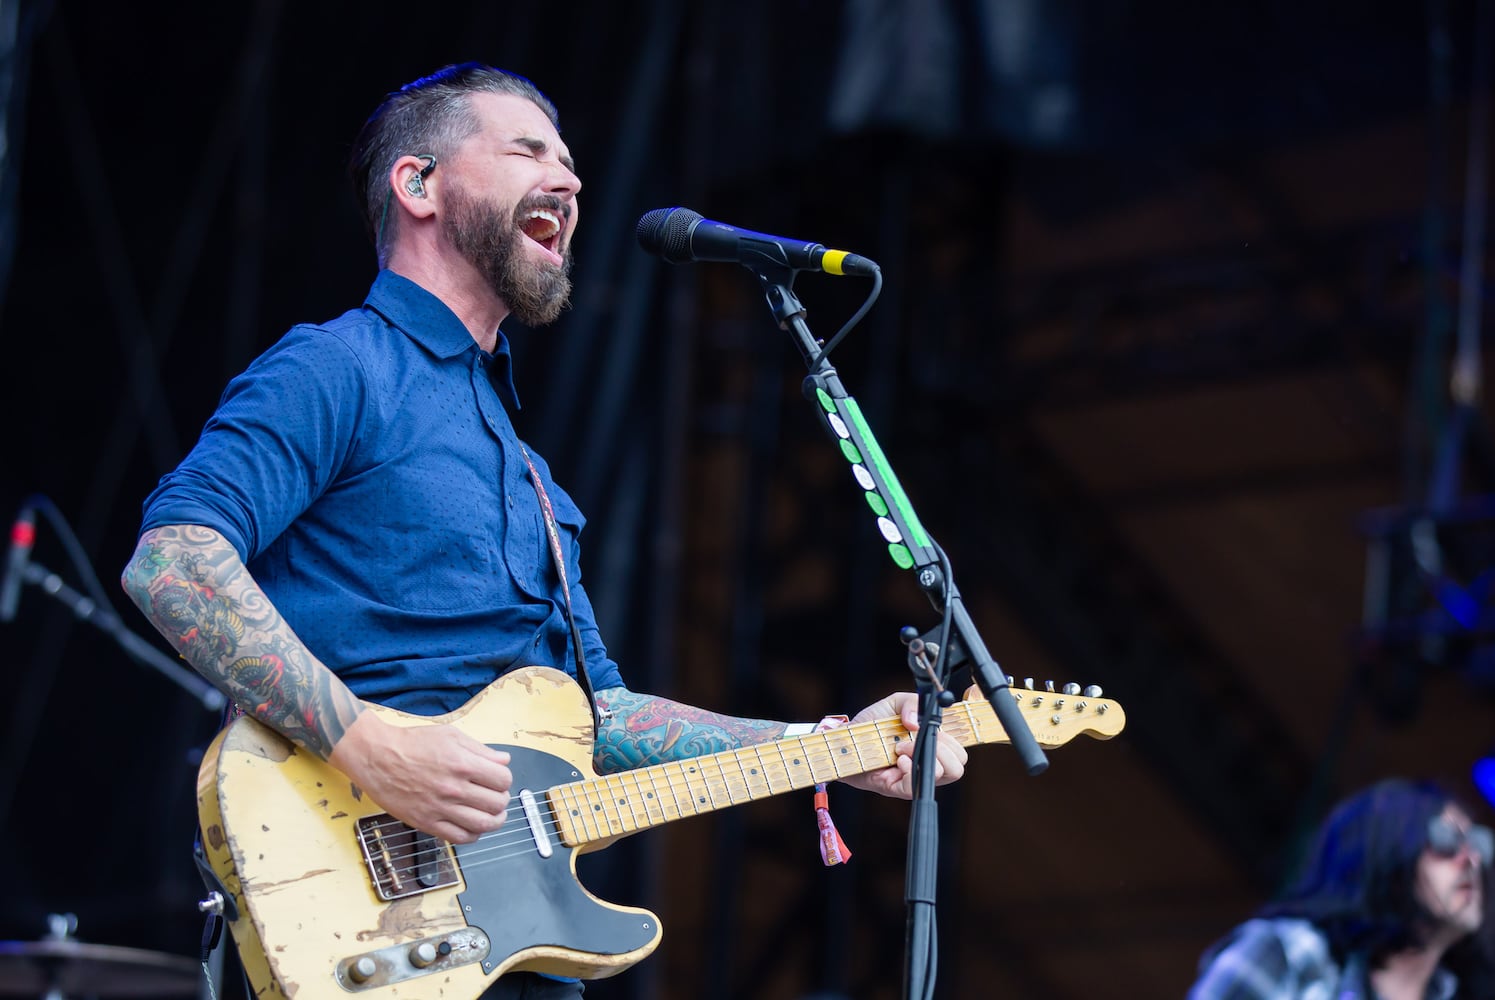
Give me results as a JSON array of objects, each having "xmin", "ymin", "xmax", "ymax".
[{"xmin": 405, "ymin": 153, "xmax": 437, "ymax": 198}]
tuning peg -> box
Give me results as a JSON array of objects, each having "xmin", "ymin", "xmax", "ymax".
[
  {"xmin": 1023, "ymin": 678, "xmax": 1034, "ymax": 690},
  {"xmin": 1062, "ymin": 682, "xmax": 1081, "ymax": 696},
  {"xmin": 1006, "ymin": 675, "xmax": 1014, "ymax": 686},
  {"xmin": 1044, "ymin": 680, "xmax": 1055, "ymax": 692},
  {"xmin": 1083, "ymin": 684, "xmax": 1103, "ymax": 698}
]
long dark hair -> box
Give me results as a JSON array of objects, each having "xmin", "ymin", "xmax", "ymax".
[{"xmin": 1262, "ymin": 778, "xmax": 1493, "ymax": 989}]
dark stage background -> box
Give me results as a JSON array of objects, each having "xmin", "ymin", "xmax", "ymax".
[{"xmin": 3, "ymin": 2, "xmax": 1495, "ymax": 997}]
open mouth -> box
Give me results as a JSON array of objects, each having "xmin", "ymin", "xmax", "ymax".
[{"xmin": 518, "ymin": 205, "xmax": 566, "ymax": 262}]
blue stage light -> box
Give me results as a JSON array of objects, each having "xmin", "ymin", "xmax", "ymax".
[{"xmin": 1475, "ymin": 754, "xmax": 1495, "ymax": 810}]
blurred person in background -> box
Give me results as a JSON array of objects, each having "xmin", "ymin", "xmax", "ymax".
[{"xmin": 1188, "ymin": 777, "xmax": 1493, "ymax": 999}]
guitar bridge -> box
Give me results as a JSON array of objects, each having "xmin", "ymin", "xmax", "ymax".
[{"xmin": 356, "ymin": 814, "xmax": 460, "ymax": 901}]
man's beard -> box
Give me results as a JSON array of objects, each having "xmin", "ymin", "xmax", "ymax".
[{"xmin": 443, "ymin": 187, "xmax": 573, "ymax": 327}]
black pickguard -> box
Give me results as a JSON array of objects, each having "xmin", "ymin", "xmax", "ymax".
[{"xmin": 454, "ymin": 745, "xmax": 656, "ymax": 978}]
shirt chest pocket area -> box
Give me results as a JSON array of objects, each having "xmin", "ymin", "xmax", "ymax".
[
  {"xmin": 369, "ymin": 523, "xmax": 499, "ymax": 614},
  {"xmin": 506, "ymin": 483, "xmax": 587, "ymax": 603}
]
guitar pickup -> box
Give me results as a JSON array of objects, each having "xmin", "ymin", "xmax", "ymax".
[{"xmin": 356, "ymin": 814, "xmax": 461, "ymax": 901}]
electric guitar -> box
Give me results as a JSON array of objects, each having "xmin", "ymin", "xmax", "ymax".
[{"xmin": 196, "ymin": 666, "xmax": 1125, "ymax": 997}]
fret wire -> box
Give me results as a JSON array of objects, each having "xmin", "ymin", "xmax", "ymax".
[
  {"xmin": 649, "ymin": 764, "xmax": 677, "ymax": 823},
  {"xmin": 565, "ymin": 782, "xmax": 593, "ymax": 842},
  {"xmin": 846, "ymin": 725, "xmax": 871, "ymax": 774},
  {"xmin": 749, "ymin": 743, "xmax": 774, "ymax": 797},
  {"xmin": 776, "ymin": 737, "xmax": 809, "ymax": 791},
  {"xmin": 558, "ymin": 783, "xmax": 580, "ymax": 842},
  {"xmin": 730, "ymin": 745, "xmax": 756, "ymax": 800},
  {"xmin": 702, "ymin": 756, "xmax": 733, "ymax": 806},
  {"xmin": 542, "ymin": 786, "xmax": 569, "ymax": 844},
  {"xmin": 612, "ymin": 771, "xmax": 640, "ymax": 830},
  {"xmin": 817, "ymin": 729, "xmax": 845, "ymax": 781},
  {"xmin": 598, "ymin": 773, "xmax": 628, "ymax": 835},
  {"xmin": 618, "ymin": 771, "xmax": 648, "ymax": 831},
  {"xmin": 692, "ymin": 759, "xmax": 718, "ymax": 812},
  {"xmin": 593, "ymin": 773, "xmax": 621, "ymax": 836},
  {"xmin": 586, "ymin": 776, "xmax": 607, "ymax": 835},
  {"xmin": 590, "ymin": 780, "xmax": 616, "ymax": 837},
  {"xmin": 623, "ymin": 769, "xmax": 654, "ymax": 830},
  {"xmin": 722, "ymin": 755, "xmax": 742, "ymax": 802},
  {"xmin": 717, "ymin": 752, "xmax": 743, "ymax": 803},
  {"xmin": 666, "ymin": 760, "xmax": 691, "ymax": 817}
]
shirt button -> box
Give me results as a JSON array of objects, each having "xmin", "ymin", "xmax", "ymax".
[
  {"xmin": 534, "ymin": 637, "xmax": 542, "ymax": 648},
  {"xmin": 507, "ymin": 494, "xmax": 514, "ymax": 508}
]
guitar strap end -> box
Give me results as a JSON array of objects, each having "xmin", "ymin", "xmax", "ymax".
[{"xmin": 199, "ymin": 911, "xmax": 224, "ymax": 962}]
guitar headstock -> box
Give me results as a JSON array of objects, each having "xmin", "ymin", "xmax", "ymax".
[{"xmin": 957, "ymin": 680, "xmax": 1126, "ymax": 748}]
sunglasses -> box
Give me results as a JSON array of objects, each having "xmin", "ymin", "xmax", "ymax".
[{"xmin": 1427, "ymin": 814, "xmax": 1494, "ymax": 865}]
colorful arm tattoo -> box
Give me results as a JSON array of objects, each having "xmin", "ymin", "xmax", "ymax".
[
  {"xmin": 120, "ymin": 524, "xmax": 364, "ymax": 759},
  {"xmin": 590, "ymin": 687, "xmax": 788, "ymax": 774}
]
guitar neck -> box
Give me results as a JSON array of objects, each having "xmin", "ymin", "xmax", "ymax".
[{"xmin": 547, "ymin": 690, "xmax": 1119, "ymax": 846}]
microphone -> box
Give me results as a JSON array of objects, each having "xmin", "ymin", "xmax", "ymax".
[
  {"xmin": 0, "ymin": 506, "xmax": 36, "ymax": 623},
  {"xmin": 636, "ymin": 207, "xmax": 879, "ymax": 277}
]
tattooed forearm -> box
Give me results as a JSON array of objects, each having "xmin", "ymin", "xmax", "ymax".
[
  {"xmin": 121, "ymin": 524, "xmax": 364, "ymax": 758},
  {"xmin": 591, "ymin": 687, "xmax": 787, "ymax": 774}
]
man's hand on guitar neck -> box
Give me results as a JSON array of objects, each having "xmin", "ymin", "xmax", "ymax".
[
  {"xmin": 329, "ymin": 712, "xmax": 514, "ymax": 844},
  {"xmin": 836, "ymin": 692, "xmax": 969, "ymax": 799}
]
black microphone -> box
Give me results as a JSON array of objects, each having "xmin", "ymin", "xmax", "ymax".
[
  {"xmin": 636, "ymin": 207, "xmax": 879, "ymax": 277},
  {"xmin": 0, "ymin": 506, "xmax": 36, "ymax": 623}
]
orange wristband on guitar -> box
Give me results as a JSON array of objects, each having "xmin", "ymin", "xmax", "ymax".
[{"xmin": 810, "ymin": 715, "xmax": 852, "ymax": 866}]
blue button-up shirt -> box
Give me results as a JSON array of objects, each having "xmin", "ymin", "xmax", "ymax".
[{"xmin": 140, "ymin": 270, "xmax": 623, "ymax": 715}]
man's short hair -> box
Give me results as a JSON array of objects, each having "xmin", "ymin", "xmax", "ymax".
[{"xmin": 348, "ymin": 63, "xmax": 560, "ymax": 264}]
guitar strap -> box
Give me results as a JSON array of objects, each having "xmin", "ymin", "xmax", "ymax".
[{"xmin": 518, "ymin": 443, "xmax": 603, "ymax": 736}]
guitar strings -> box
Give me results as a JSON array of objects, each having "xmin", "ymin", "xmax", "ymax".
[
  {"xmin": 359, "ymin": 730, "xmax": 889, "ymax": 878},
  {"xmin": 361, "ymin": 719, "xmax": 947, "ymax": 881},
  {"xmin": 362, "ymin": 698, "xmax": 1087, "ymax": 883},
  {"xmin": 357, "ymin": 696, "xmax": 1109, "ymax": 885}
]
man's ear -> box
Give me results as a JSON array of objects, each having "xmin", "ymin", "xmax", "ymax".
[{"xmin": 389, "ymin": 154, "xmax": 437, "ymax": 218}]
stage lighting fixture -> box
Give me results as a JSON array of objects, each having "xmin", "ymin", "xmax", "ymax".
[{"xmin": 1474, "ymin": 752, "xmax": 1495, "ymax": 810}]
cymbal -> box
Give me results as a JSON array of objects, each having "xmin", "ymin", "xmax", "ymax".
[{"xmin": 0, "ymin": 939, "xmax": 199, "ymax": 997}]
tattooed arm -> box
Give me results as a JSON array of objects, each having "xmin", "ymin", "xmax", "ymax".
[
  {"xmin": 590, "ymin": 688, "xmax": 788, "ymax": 772},
  {"xmin": 590, "ymin": 687, "xmax": 967, "ymax": 799},
  {"xmin": 121, "ymin": 524, "xmax": 513, "ymax": 842}
]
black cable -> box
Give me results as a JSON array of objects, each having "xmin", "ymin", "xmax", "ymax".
[{"xmin": 810, "ymin": 266, "xmax": 883, "ymax": 368}]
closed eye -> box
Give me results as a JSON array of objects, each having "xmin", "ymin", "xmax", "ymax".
[{"xmin": 512, "ymin": 137, "xmax": 577, "ymax": 175}]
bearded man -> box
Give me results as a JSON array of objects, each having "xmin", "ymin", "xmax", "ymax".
[{"xmin": 121, "ymin": 64, "xmax": 967, "ymax": 1000}]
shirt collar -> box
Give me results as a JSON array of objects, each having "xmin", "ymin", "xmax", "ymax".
[{"xmin": 364, "ymin": 269, "xmax": 521, "ymax": 411}]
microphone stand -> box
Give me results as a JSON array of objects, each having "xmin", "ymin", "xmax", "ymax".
[
  {"xmin": 17, "ymin": 560, "xmax": 225, "ymax": 712},
  {"xmin": 4, "ymin": 495, "xmax": 224, "ymax": 713},
  {"xmin": 749, "ymin": 264, "xmax": 1048, "ymax": 1000}
]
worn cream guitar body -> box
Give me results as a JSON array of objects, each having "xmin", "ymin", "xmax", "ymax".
[{"xmin": 197, "ymin": 666, "xmax": 1124, "ymax": 997}]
